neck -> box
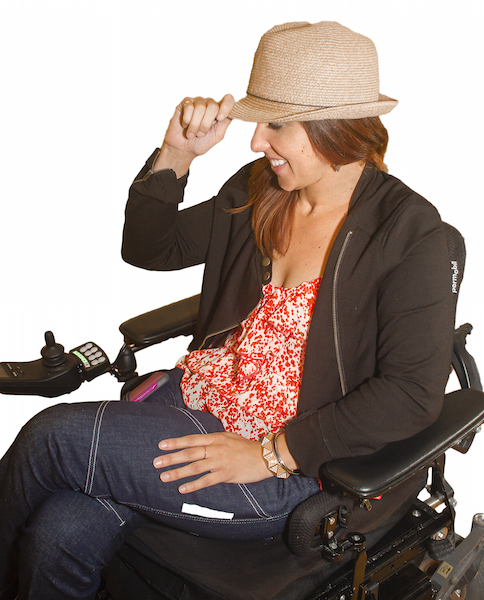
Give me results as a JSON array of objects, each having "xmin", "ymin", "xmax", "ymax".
[{"xmin": 297, "ymin": 161, "xmax": 365, "ymax": 215}]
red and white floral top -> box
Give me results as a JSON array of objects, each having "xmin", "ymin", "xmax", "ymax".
[{"xmin": 175, "ymin": 278, "xmax": 321, "ymax": 441}]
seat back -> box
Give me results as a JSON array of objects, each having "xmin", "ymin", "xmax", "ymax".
[{"xmin": 443, "ymin": 222, "xmax": 465, "ymax": 316}]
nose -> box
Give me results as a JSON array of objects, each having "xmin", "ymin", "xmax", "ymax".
[{"xmin": 250, "ymin": 123, "xmax": 271, "ymax": 154}]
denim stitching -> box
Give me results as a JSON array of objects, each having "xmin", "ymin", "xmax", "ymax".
[
  {"xmin": 119, "ymin": 500, "xmax": 290, "ymax": 525},
  {"xmin": 84, "ymin": 401, "xmax": 109, "ymax": 495},
  {"xmin": 96, "ymin": 497, "xmax": 126, "ymax": 526},
  {"xmin": 172, "ymin": 406, "xmax": 272, "ymax": 519},
  {"xmin": 238, "ymin": 484, "xmax": 270, "ymax": 518},
  {"xmin": 172, "ymin": 406, "xmax": 207, "ymax": 434}
]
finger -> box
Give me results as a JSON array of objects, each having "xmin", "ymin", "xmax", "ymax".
[
  {"xmin": 178, "ymin": 472, "xmax": 223, "ymax": 494},
  {"xmin": 184, "ymin": 97, "xmax": 213, "ymax": 138},
  {"xmin": 153, "ymin": 445, "xmax": 206, "ymax": 469},
  {"xmin": 217, "ymin": 94, "xmax": 235, "ymax": 121},
  {"xmin": 159, "ymin": 455, "xmax": 215, "ymax": 484},
  {"xmin": 196, "ymin": 98, "xmax": 222, "ymax": 136},
  {"xmin": 158, "ymin": 433, "xmax": 209, "ymax": 451},
  {"xmin": 177, "ymin": 97, "xmax": 195, "ymax": 128}
]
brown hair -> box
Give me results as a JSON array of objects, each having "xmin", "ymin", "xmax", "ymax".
[{"xmin": 243, "ymin": 116, "xmax": 389, "ymax": 258}]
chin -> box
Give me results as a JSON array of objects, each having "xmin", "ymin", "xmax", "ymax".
[{"xmin": 276, "ymin": 178, "xmax": 296, "ymax": 192}]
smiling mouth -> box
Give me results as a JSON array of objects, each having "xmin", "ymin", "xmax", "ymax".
[{"xmin": 269, "ymin": 159, "xmax": 287, "ymax": 167}]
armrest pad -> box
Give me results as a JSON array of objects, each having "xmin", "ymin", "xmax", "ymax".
[
  {"xmin": 322, "ymin": 388, "xmax": 484, "ymax": 498},
  {"xmin": 119, "ymin": 295, "xmax": 200, "ymax": 351},
  {"xmin": 453, "ymin": 323, "xmax": 483, "ymax": 390}
]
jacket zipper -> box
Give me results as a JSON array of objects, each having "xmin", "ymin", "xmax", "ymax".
[
  {"xmin": 332, "ymin": 231, "xmax": 353, "ymax": 397},
  {"xmin": 197, "ymin": 299, "xmax": 261, "ymax": 350},
  {"xmin": 197, "ymin": 321, "xmax": 244, "ymax": 351},
  {"xmin": 133, "ymin": 149, "xmax": 162, "ymax": 184}
]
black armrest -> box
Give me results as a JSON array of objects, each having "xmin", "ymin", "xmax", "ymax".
[
  {"xmin": 452, "ymin": 323, "xmax": 483, "ymax": 391},
  {"xmin": 119, "ymin": 295, "xmax": 200, "ymax": 351},
  {"xmin": 322, "ymin": 388, "xmax": 484, "ymax": 498}
]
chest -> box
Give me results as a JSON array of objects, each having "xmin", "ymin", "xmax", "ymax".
[{"xmin": 271, "ymin": 208, "xmax": 347, "ymax": 289}]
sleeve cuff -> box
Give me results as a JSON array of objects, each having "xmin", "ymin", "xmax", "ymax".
[
  {"xmin": 285, "ymin": 404, "xmax": 353, "ymax": 478},
  {"xmin": 130, "ymin": 149, "xmax": 189, "ymax": 204}
]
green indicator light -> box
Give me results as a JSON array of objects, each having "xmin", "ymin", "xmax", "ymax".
[{"xmin": 73, "ymin": 351, "xmax": 90, "ymax": 368}]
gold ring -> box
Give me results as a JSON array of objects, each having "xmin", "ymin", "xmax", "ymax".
[{"xmin": 203, "ymin": 446, "xmax": 207, "ymax": 460}]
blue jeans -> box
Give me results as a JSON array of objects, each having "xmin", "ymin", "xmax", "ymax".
[{"xmin": 0, "ymin": 368, "xmax": 320, "ymax": 600}]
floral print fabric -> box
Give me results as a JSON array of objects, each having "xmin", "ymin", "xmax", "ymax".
[{"xmin": 176, "ymin": 278, "xmax": 321, "ymax": 441}]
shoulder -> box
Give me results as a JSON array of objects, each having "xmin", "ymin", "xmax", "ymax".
[
  {"xmin": 213, "ymin": 161, "xmax": 255, "ymax": 208},
  {"xmin": 353, "ymin": 168, "xmax": 445, "ymax": 243}
]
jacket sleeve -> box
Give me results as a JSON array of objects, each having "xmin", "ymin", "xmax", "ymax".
[
  {"xmin": 286, "ymin": 204, "xmax": 455, "ymax": 477},
  {"xmin": 122, "ymin": 149, "xmax": 216, "ymax": 271}
]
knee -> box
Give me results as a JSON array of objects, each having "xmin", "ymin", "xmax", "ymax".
[
  {"xmin": 20, "ymin": 491, "xmax": 129, "ymax": 564},
  {"xmin": 17, "ymin": 403, "xmax": 72, "ymax": 448},
  {"xmin": 16, "ymin": 402, "xmax": 104, "ymax": 460},
  {"xmin": 18, "ymin": 490, "xmax": 127, "ymax": 597},
  {"xmin": 18, "ymin": 490, "xmax": 139, "ymax": 590},
  {"xmin": 20, "ymin": 491, "xmax": 95, "ymax": 568}
]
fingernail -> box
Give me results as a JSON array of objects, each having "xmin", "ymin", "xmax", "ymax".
[
  {"xmin": 196, "ymin": 132, "xmax": 205, "ymax": 138},
  {"xmin": 161, "ymin": 472, "xmax": 170, "ymax": 482},
  {"xmin": 186, "ymin": 132, "xmax": 195, "ymax": 139},
  {"xmin": 179, "ymin": 485, "xmax": 187, "ymax": 493},
  {"xmin": 153, "ymin": 458, "xmax": 162, "ymax": 468},
  {"xmin": 159, "ymin": 441, "xmax": 168, "ymax": 449}
]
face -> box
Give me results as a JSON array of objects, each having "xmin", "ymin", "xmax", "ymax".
[{"xmin": 250, "ymin": 122, "xmax": 333, "ymax": 194}]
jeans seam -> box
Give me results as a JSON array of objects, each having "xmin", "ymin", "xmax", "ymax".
[
  {"xmin": 119, "ymin": 500, "xmax": 289, "ymax": 524},
  {"xmin": 172, "ymin": 406, "xmax": 207, "ymax": 434},
  {"xmin": 96, "ymin": 497, "xmax": 126, "ymax": 526},
  {"xmin": 238, "ymin": 484, "xmax": 271, "ymax": 518},
  {"xmin": 84, "ymin": 401, "xmax": 109, "ymax": 495}
]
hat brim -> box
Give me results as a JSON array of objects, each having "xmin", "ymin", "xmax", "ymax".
[{"xmin": 229, "ymin": 93, "xmax": 398, "ymax": 122}]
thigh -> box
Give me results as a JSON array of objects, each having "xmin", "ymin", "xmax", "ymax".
[
  {"xmin": 14, "ymin": 366, "xmax": 321, "ymax": 542},
  {"xmin": 88, "ymin": 401, "xmax": 321, "ymax": 540}
]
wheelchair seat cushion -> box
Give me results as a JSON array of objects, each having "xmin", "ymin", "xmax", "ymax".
[{"xmin": 106, "ymin": 473, "xmax": 425, "ymax": 600}]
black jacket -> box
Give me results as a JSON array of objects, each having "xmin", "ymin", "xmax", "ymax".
[{"xmin": 122, "ymin": 150, "xmax": 454, "ymax": 479}]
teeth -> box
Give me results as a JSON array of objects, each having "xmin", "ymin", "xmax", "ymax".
[{"xmin": 269, "ymin": 159, "xmax": 287, "ymax": 167}]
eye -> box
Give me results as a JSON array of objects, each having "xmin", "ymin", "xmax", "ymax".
[{"xmin": 268, "ymin": 122, "xmax": 283, "ymax": 131}]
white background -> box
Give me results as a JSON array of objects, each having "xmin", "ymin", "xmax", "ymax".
[{"xmin": 0, "ymin": 1, "xmax": 483, "ymax": 535}]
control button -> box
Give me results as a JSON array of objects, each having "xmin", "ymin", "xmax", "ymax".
[
  {"xmin": 91, "ymin": 346, "xmax": 98, "ymax": 353},
  {"xmin": 98, "ymin": 356, "xmax": 106, "ymax": 364},
  {"xmin": 80, "ymin": 345, "xmax": 87, "ymax": 353},
  {"xmin": 93, "ymin": 351, "xmax": 102, "ymax": 359},
  {"xmin": 92, "ymin": 359, "xmax": 99, "ymax": 365},
  {"xmin": 262, "ymin": 256, "xmax": 271, "ymax": 267},
  {"xmin": 263, "ymin": 271, "xmax": 271, "ymax": 282},
  {"xmin": 85, "ymin": 343, "xmax": 93, "ymax": 350}
]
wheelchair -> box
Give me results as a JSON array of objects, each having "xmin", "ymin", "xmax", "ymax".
[{"xmin": 1, "ymin": 223, "xmax": 484, "ymax": 600}]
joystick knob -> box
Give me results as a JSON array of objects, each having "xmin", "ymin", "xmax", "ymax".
[{"xmin": 41, "ymin": 331, "xmax": 67, "ymax": 368}]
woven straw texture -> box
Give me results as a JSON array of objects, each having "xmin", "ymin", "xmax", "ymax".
[{"xmin": 230, "ymin": 21, "xmax": 397, "ymax": 122}]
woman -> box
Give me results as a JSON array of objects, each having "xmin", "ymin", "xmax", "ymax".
[{"xmin": 0, "ymin": 21, "xmax": 453, "ymax": 599}]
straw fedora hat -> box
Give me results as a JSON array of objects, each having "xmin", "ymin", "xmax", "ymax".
[{"xmin": 229, "ymin": 21, "xmax": 397, "ymax": 123}]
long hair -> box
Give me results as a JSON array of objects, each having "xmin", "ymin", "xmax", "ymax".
[{"xmin": 243, "ymin": 117, "xmax": 389, "ymax": 259}]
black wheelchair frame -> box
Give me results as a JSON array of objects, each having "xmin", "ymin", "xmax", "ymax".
[{"xmin": 1, "ymin": 223, "xmax": 484, "ymax": 599}]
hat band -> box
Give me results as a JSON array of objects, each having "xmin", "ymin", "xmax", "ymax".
[{"xmin": 247, "ymin": 92, "xmax": 329, "ymax": 110}]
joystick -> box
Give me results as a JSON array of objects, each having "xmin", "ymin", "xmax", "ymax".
[
  {"xmin": 0, "ymin": 332, "xmax": 111, "ymax": 397},
  {"xmin": 41, "ymin": 331, "xmax": 68, "ymax": 368}
]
